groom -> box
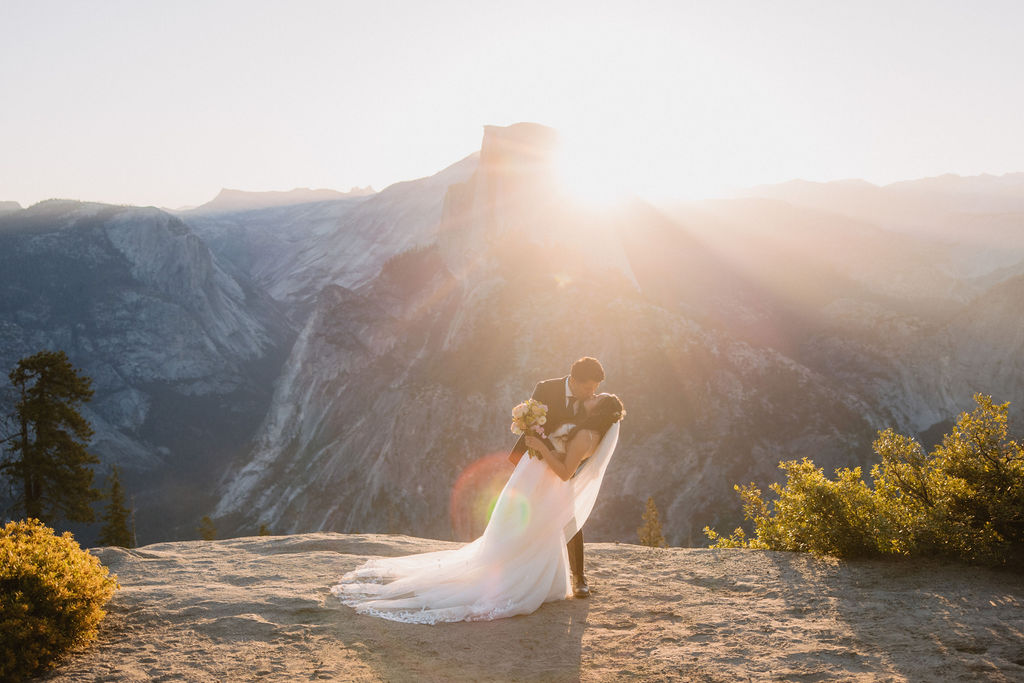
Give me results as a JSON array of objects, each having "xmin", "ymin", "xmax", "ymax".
[{"xmin": 508, "ymin": 356, "xmax": 605, "ymax": 598}]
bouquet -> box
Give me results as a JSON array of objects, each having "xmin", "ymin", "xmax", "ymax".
[{"xmin": 510, "ymin": 398, "xmax": 548, "ymax": 459}]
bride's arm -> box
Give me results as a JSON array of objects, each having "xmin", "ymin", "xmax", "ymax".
[
  {"xmin": 525, "ymin": 431, "xmax": 597, "ymax": 482},
  {"xmin": 563, "ymin": 429, "xmax": 599, "ymax": 479},
  {"xmin": 523, "ymin": 435, "xmax": 569, "ymax": 479}
]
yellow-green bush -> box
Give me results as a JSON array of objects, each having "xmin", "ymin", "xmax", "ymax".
[
  {"xmin": 705, "ymin": 394, "xmax": 1024, "ymax": 566},
  {"xmin": 0, "ymin": 518, "xmax": 119, "ymax": 681},
  {"xmin": 705, "ymin": 459, "xmax": 885, "ymax": 557}
]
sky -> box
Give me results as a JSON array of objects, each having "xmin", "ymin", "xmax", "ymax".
[{"xmin": 2, "ymin": 0, "xmax": 1022, "ymax": 209}]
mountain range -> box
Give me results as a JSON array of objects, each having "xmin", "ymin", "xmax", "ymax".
[{"xmin": 1, "ymin": 122, "xmax": 1021, "ymax": 546}]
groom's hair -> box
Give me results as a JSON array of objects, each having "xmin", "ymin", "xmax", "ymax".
[{"xmin": 570, "ymin": 356, "xmax": 605, "ymax": 383}]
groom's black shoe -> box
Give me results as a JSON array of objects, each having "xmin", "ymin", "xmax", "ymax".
[{"xmin": 572, "ymin": 574, "xmax": 590, "ymax": 598}]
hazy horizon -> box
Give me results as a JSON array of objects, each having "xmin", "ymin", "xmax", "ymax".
[
  {"xmin": 3, "ymin": 0, "xmax": 1023, "ymax": 209},
  {"xmin": 6, "ymin": 161, "xmax": 1024, "ymax": 214}
]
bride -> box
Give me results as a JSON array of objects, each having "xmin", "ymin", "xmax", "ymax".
[{"xmin": 330, "ymin": 393, "xmax": 626, "ymax": 624}]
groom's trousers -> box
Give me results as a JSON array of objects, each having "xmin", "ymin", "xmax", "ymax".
[{"xmin": 567, "ymin": 529, "xmax": 584, "ymax": 578}]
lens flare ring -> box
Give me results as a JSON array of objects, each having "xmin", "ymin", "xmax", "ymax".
[{"xmin": 449, "ymin": 452, "xmax": 515, "ymax": 542}]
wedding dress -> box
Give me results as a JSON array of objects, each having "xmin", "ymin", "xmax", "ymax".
[{"xmin": 330, "ymin": 421, "xmax": 620, "ymax": 624}]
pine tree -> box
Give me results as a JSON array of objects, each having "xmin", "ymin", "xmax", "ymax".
[
  {"xmin": 258, "ymin": 523, "xmax": 270, "ymax": 536},
  {"xmin": 638, "ymin": 496, "xmax": 666, "ymax": 547},
  {"xmin": 97, "ymin": 465, "xmax": 133, "ymax": 547},
  {"xmin": 198, "ymin": 515, "xmax": 217, "ymax": 540},
  {"xmin": 1, "ymin": 350, "xmax": 101, "ymax": 525}
]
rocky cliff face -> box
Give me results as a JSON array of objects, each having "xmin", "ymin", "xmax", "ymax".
[
  {"xmin": 799, "ymin": 270, "xmax": 1024, "ymax": 439},
  {"xmin": 0, "ymin": 200, "xmax": 294, "ymax": 542},
  {"xmin": 181, "ymin": 154, "xmax": 478, "ymax": 323},
  {"xmin": 731, "ymin": 178, "xmax": 1024, "ymax": 437}
]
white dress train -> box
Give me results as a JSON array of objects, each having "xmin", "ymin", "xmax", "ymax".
[{"xmin": 330, "ymin": 421, "xmax": 620, "ymax": 624}]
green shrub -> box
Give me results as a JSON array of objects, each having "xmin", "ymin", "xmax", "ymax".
[
  {"xmin": 637, "ymin": 496, "xmax": 666, "ymax": 547},
  {"xmin": 0, "ymin": 518, "xmax": 119, "ymax": 680},
  {"xmin": 198, "ymin": 515, "xmax": 217, "ymax": 540},
  {"xmin": 705, "ymin": 394, "xmax": 1024, "ymax": 566},
  {"xmin": 705, "ymin": 460, "xmax": 884, "ymax": 558}
]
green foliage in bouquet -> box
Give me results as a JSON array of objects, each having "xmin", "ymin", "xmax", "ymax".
[
  {"xmin": 0, "ymin": 518, "xmax": 118, "ymax": 681},
  {"xmin": 704, "ymin": 394, "xmax": 1024, "ymax": 566}
]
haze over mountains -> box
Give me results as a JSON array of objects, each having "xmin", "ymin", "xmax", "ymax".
[
  {"xmin": 1, "ymin": 123, "xmax": 1021, "ymax": 546},
  {"xmin": 176, "ymin": 186, "xmax": 376, "ymax": 214}
]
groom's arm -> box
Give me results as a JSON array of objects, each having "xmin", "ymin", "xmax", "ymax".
[{"xmin": 508, "ymin": 381, "xmax": 544, "ymax": 465}]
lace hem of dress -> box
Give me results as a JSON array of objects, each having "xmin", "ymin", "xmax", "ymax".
[{"xmin": 330, "ymin": 583, "xmax": 521, "ymax": 625}]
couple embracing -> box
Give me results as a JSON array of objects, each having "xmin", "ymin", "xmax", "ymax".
[{"xmin": 332, "ymin": 357, "xmax": 626, "ymax": 624}]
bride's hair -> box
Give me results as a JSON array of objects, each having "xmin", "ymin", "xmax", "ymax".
[{"xmin": 567, "ymin": 393, "xmax": 625, "ymax": 443}]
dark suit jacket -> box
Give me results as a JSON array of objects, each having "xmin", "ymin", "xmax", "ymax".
[{"xmin": 508, "ymin": 375, "xmax": 576, "ymax": 465}]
